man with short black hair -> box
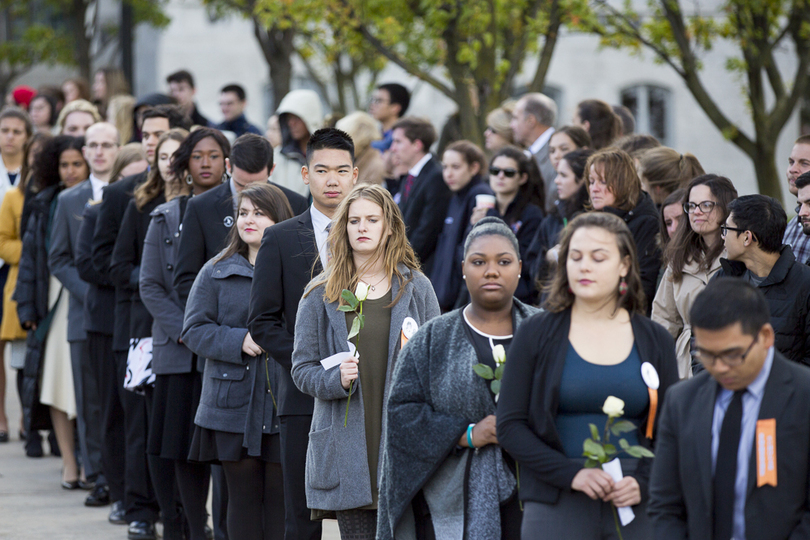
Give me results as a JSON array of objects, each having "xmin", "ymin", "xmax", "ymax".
[
  {"xmin": 511, "ymin": 92, "xmax": 558, "ymax": 212},
  {"xmin": 217, "ymin": 84, "xmax": 262, "ymax": 138},
  {"xmin": 140, "ymin": 105, "xmax": 192, "ymax": 162},
  {"xmin": 390, "ymin": 116, "xmax": 451, "ymax": 274},
  {"xmin": 649, "ymin": 278, "xmax": 810, "ymax": 540},
  {"xmin": 369, "ymin": 83, "xmax": 410, "ymax": 152},
  {"xmin": 166, "ymin": 69, "xmax": 211, "ymax": 127},
  {"xmin": 794, "ymin": 171, "xmax": 810, "ymax": 237},
  {"xmin": 782, "ymin": 135, "xmax": 810, "ymax": 263},
  {"xmin": 249, "ymin": 127, "xmax": 359, "ymax": 540},
  {"xmin": 716, "ymin": 194, "xmax": 810, "ymax": 366}
]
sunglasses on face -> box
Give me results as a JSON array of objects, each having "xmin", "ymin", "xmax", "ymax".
[{"xmin": 489, "ymin": 167, "xmax": 518, "ymax": 178}]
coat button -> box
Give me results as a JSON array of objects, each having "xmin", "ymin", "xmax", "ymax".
[
  {"xmin": 246, "ymin": 365, "xmax": 249, "ymax": 370},
  {"xmin": 263, "ymin": 425, "xmax": 266, "ymax": 430},
  {"xmin": 222, "ymin": 373, "xmax": 227, "ymax": 377},
  {"xmin": 174, "ymin": 232, "xmax": 180, "ymax": 237},
  {"xmin": 164, "ymin": 238, "xmax": 172, "ymax": 245},
  {"xmin": 167, "ymin": 264, "xmax": 173, "ymax": 271}
]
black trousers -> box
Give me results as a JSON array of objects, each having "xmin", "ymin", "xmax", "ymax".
[
  {"xmin": 115, "ymin": 349, "xmax": 159, "ymax": 523},
  {"xmin": 90, "ymin": 332, "xmax": 125, "ymax": 502},
  {"xmin": 279, "ymin": 415, "xmax": 321, "ymax": 540}
]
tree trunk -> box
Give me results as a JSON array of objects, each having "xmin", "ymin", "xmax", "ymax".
[
  {"xmin": 253, "ymin": 18, "xmax": 294, "ymax": 110},
  {"xmin": 752, "ymin": 138, "xmax": 781, "ymax": 200},
  {"xmin": 72, "ymin": 0, "xmax": 91, "ymax": 80}
]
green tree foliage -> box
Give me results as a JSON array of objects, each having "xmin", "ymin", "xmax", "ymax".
[
  {"xmin": 592, "ymin": 0, "xmax": 810, "ymax": 198},
  {"xmin": 330, "ymin": 0, "xmax": 591, "ymax": 145}
]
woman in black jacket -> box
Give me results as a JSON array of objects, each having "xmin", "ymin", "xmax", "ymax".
[
  {"xmin": 497, "ymin": 212, "xmax": 679, "ymax": 539},
  {"xmin": 16, "ymin": 135, "xmax": 89, "ymax": 487},
  {"xmin": 586, "ymin": 148, "xmax": 662, "ymax": 314},
  {"xmin": 109, "ymin": 128, "xmax": 191, "ymax": 539}
]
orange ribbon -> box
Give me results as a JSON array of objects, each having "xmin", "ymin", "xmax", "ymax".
[
  {"xmin": 756, "ymin": 419, "xmax": 777, "ymax": 487},
  {"xmin": 645, "ymin": 387, "xmax": 658, "ymax": 439},
  {"xmin": 400, "ymin": 330, "xmax": 408, "ymax": 349}
]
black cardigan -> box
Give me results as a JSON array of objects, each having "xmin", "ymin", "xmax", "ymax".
[{"xmin": 497, "ymin": 308, "xmax": 679, "ymax": 505}]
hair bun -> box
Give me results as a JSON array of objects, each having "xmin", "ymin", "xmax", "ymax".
[{"xmin": 473, "ymin": 216, "xmax": 508, "ymax": 229}]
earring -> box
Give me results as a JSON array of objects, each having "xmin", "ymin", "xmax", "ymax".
[
  {"xmin": 518, "ymin": 274, "xmax": 521, "ymax": 278},
  {"xmin": 185, "ymin": 174, "xmax": 193, "ymax": 185},
  {"xmin": 619, "ymin": 277, "xmax": 628, "ymax": 296},
  {"xmin": 221, "ymin": 173, "xmax": 228, "ymax": 184},
  {"xmin": 463, "ymin": 275, "xmax": 466, "ymax": 280}
]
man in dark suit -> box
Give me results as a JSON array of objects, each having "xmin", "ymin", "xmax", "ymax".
[
  {"xmin": 511, "ymin": 93, "xmax": 558, "ymax": 213},
  {"xmin": 50, "ymin": 122, "xmax": 119, "ymax": 508},
  {"xmin": 390, "ymin": 116, "xmax": 451, "ymax": 275},
  {"xmin": 91, "ymin": 105, "xmax": 191, "ymax": 540},
  {"xmin": 649, "ymin": 278, "xmax": 810, "ymax": 540},
  {"xmin": 249, "ymin": 127, "xmax": 358, "ymax": 540},
  {"xmin": 173, "ymin": 133, "xmax": 307, "ymax": 304}
]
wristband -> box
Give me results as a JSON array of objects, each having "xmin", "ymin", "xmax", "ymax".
[{"xmin": 467, "ymin": 423, "xmax": 476, "ymax": 449}]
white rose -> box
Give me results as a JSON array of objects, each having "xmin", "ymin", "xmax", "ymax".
[
  {"xmin": 602, "ymin": 396, "xmax": 625, "ymax": 418},
  {"xmin": 355, "ymin": 281, "xmax": 370, "ymax": 302},
  {"xmin": 492, "ymin": 344, "xmax": 506, "ymax": 366}
]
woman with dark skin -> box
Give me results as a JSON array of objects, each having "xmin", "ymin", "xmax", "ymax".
[{"xmin": 378, "ymin": 217, "xmax": 538, "ymax": 540}]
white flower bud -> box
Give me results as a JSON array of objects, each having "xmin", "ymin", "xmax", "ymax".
[
  {"xmin": 602, "ymin": 396, "xmax": 625, "ymax": 418},
  {"xmin": 355, "ymin": 281, "xmax": 370, "ymax": 302},
  {"xmin": 492, "ymin": 344, "xmax": 506, "ymax": 366}
]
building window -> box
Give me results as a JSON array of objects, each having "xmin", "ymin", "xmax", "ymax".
[{"xmin": 621, "ymin": 85, "xmax": 672, "ymax": 145}]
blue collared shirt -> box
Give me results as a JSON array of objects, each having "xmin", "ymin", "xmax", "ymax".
[
  {"xmin": 711, "ymin": 346, "xmax": 774, "ymax": 540},
  {"xmin": 783, "ymin": 216, "xmax": 810, "ymax": 265}
]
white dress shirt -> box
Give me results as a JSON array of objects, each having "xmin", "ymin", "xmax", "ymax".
[
  {"xmin": 529, "ymin": 127, "xmax": 555, "ymax": 156},
  {"xmin": 89, "ymin": 174, "xmax": 109, "ymax": 202},
  {"xmin": 310, "ymin": 204, "xmax": 332, "ymax": 269}
]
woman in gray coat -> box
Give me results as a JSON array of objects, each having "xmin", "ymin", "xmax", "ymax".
[
  {"xmin": 182, "ymin": 183, "xmax": 293, "ymax": 540},
  {"xmin": 291, "ymin": 184, "xmax": 440, "ymax": 540}
]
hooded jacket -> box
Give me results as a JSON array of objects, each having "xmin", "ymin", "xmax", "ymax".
[{"xmin": 273, "ymin": 90, "xmax": 324, "ymax": 198}]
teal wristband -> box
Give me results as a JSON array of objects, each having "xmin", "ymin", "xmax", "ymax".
[{"xmin": 467, "ymin": 423, "xmax": 476, "ymax": 448}]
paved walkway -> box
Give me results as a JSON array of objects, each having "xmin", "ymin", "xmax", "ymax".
[{"xmin": 0, "ymin": 361, "xmax": 339, "ymax": 539}]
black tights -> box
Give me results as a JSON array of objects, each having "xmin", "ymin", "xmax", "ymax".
[
  {"xmin": 336, "ymin": 509, "xmax": 377, "ymax": 540},
  {"xmin": 175, "ymin": 460, "xmax": 210, "ymax": 540},
  {"xmin": 221, "ymin": 458, "xmax": 285, "ymax": 540}
]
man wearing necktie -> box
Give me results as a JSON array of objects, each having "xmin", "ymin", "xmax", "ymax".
[{"xmin": 649, "ymin": 278, "xmax": 810, "ymax": 539}]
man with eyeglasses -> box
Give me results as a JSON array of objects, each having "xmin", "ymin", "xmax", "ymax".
[
  {"xmin": 49, "ymin": 122, "xmax": 120, "ymax": 510},
  {"xmin": 649, "ymin": 278, "xmax": 810, "ymax": 540},
  {"xmin": 713, "ymin": 194, "xmax": 810, "ymax": 367}
]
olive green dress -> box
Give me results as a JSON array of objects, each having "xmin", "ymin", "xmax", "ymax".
[{"xmin": 345, "ymin": 288, "xmax": 392, "ymax": 509}]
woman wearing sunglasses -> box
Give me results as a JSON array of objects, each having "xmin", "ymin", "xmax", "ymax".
[
  {"xmin": 651, "ymin": 174, "xmax": 737, "ymax": 377},
  {"xmin": 470, "ymin": 146, "xmax": 545, "ymax": 304}
]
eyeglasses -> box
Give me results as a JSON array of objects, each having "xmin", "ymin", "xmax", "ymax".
[
  {"xmin": 489, "ymin": 167, "xmax": 518, "ymax": 178},
  {"xmin": 720, "ymin": 224, "xmax": 745, "ymax": 237},
  {"xmin": 694, "ymin": 336, "xmax": 758, "ymax": 367},
  {"xmin": 683, "ymin": 201, "xmax": 717, "ymax": 214},
  {"xmin": 86, "ymin": 142, "xmax": 117, "ymax": 150},
  {"xmin": 369, "ymin": 97, "xmax": 389, "ymax": 105}
]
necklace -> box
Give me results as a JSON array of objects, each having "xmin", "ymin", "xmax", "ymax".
[{"xmin": 361, "ymin": 273, "xmax": 388, "ymax": 291}]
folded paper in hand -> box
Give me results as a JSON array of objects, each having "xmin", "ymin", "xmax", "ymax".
[
  {"xmin": 321, "ymin": 342, "xmax": 357, "ymax": 370},
  {"xmin": 602, "ymin": 458, "xmax": 635, "ymax": 526}
]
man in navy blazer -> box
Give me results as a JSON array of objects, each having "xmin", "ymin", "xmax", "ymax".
[
  {"xmin": 649, "ymin": 278, "xmax": 810, "ymax": 540},
  {"xmin": 390, "ymin": 117, "xmax": 451, "ymax": 275}
]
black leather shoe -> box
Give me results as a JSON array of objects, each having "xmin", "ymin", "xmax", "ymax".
[
  {"xmin": 61, "ymin": 479, "xmax": 80, "ymax": 490},
  {"xmin": 25, "ymin": 435, "xmax": 43, "ymax": 458},
  {"xmin": 78, "ymin": 479, "xmax": 95, "ymax": 490},
  {"xmin": 0, "ymin": 431, "xmax": 9, "ymax": 442},
  {"xmin": 108, "ymin": 501, "xmax": 126, "ymax": 524},
  {"xmin": 85, "ymin": 484, "xmax": 110, "ymax": 506},
  {"xmin": 127, "ymin": 521, "xmax": 156, "ymax": 540}
]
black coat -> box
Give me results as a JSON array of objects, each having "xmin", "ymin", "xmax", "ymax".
[
  {"xmin": 603, "ymin": 192, "xmax": 662, "ymax": 315},
  {"xmin": 398, "ymin": 156, "xmax": 452, "ymax": 275},
  {"xmin": 91, "ymin": 171, "xmax": 147, "ymax": 351},
  {"xmin": 248, "ymin": 208, "xmax": 321, "ymax": 416},
  {"xmin": 648, "ymin": 350, "xmax": 810, "ymax": 539},
  {"xmin": 76, "ymin": 202, "xmax": 115, "ymax": 335},
  {"xmin": 497, "ymin": 308, "xmax": 679, "ymax": 505},
  {"xmin": 172, "ymin": 180, "xmax": 308, "ymax": 305},
  {"xmin": 714, "ymin": 245, "xmax": 810, "ymax": 366},
  {"xmin": 110, "ymin": 195, "xmax": 165, "ymax": 341}
]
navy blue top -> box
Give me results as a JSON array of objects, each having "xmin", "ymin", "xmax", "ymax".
[
  {"xmin": 555, "ymin": 342, "xmax": 648, "ymax": 458},
  {"xmin": 216, "ymin": 113, "xmax": 263, "ymax": 138}
]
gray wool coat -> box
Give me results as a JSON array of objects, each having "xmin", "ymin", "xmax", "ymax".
[
  {"xmin": 376, "ymin": 300, "xmax": 538, "ymax": 540},
  {"xmin": 181, "ymin": 252, "xmax": 279, "ymax": 454},
  {"xmin": 290, "ymin": 265, "xmax": 440, "ymax": 512},
  {"xmin": 140, "ymin": 197, "xmax": 194, "ymax": 374}
]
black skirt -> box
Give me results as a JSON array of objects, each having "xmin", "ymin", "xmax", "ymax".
[
  {"xmin": 188, "ymin": 427, "xmax": 281, "ymax": 464},
  {"xmin": 147, "ymin": 370, "xmax": 202, "ymax": 460}
]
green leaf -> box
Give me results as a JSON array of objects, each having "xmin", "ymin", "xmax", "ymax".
[
  {"xmin": 583, "ymin": 438, "xmax": 606, "ymax": 460},
  {"xmin": 589, "ymin": 423, "xmax": 601, "ymax": 442},
  {"xmin": 619, "ymin": 438, "xmax": 630, "ymax": 450},
  {"xmin": 337, "ymin": 305, "xmax": 355, "ymax": 312},
  {"xmin": 356, "ymin": 313, "xmax": 365, "ymax": 330},
  {"xmin": 490, "ymin": 380, "xmax": 501, "ymax": 395},
  {"xmin": 341, "ymin": 289, "xmax": 359, "ymax": 309},
  {"xmin": 584, "ymin": 458, "xmax": 601, "ymax": 468},
  {"xmin": 473, "ymin": 364, "xmax": 494, "ymax": 380},
  {"xmin": 603, "ymin": 444, "xmax": 617, "ymax": 457},
  {"xmin": 610, "ymin": 420, "xmax": 637, "ymax": 436},
  {"xmin": 347, "ymin": 317, "xmax": 361, "ymax": 340},
  {"xmin": 493, "ymin": 363, "xmax": 505, "ymax": 380},
  {"xmin": 626, "ymin": 445, "xmax": 655, "ymax": 458}
]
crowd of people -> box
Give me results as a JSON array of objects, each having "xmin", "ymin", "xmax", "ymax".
[{"xmin": 3, "ymin": 66, "xmax": 810, "ymax": 540}]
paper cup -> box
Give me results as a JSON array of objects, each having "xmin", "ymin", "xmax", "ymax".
[{"xmin": 475, "ymin": 194, "xmax": 496, "ymax": 209}]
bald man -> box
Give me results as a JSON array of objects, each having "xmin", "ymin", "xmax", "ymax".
[{"xmin": 49, "ymin": 121, "xmax": 120, "ymax": 507}]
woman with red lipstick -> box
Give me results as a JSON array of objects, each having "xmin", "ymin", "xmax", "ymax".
[
  {"xmin": 183, "ymin": 183, "xmax": 293, "ymax": 540},
  {"xmin": 292, "ymin": 184, "xmax": 440, "ymax": 540},
  {"xmin": 498, "ymin": 212, "xmax": 678, "ymax": 539},
  {"xmin": 652, "ymin": 175, "xmax": 738, "ymax": 378}
]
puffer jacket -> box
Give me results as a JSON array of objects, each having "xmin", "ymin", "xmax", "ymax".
[
  {"xmin": 714, "ymin": 245, "xmax": 810, "ymax": 367},
  {"xmin": 652, "ymin": 255, "xmax": 723, "ymax": 378},
  {"xmin": 273, "ymin": 89, "xmax": 323, "ymax": 198}
]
